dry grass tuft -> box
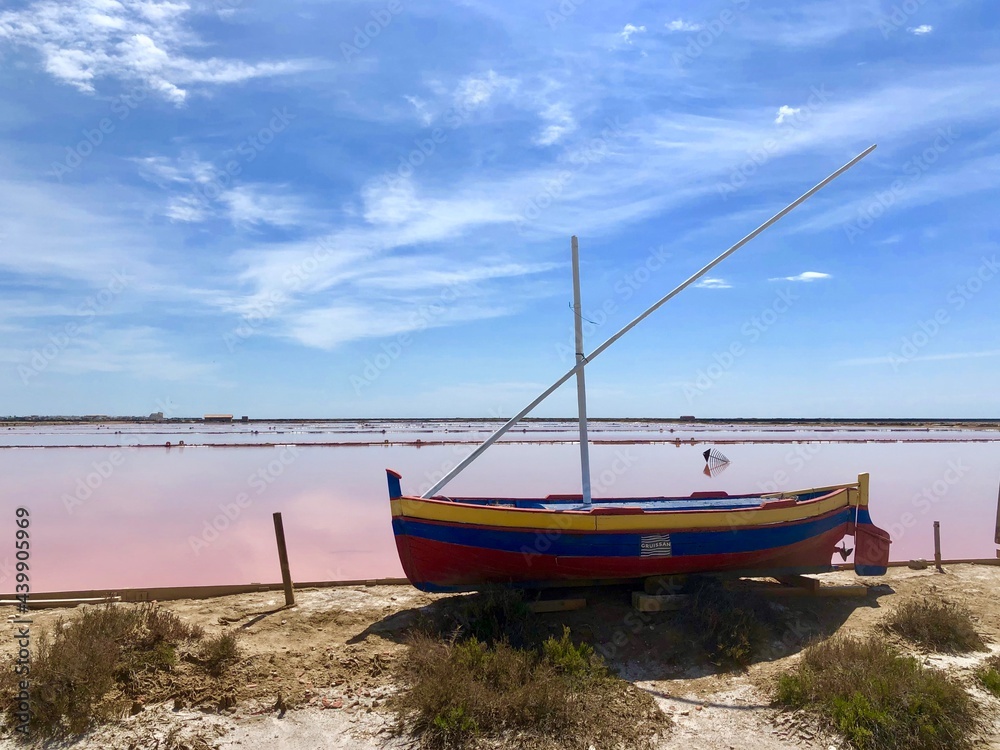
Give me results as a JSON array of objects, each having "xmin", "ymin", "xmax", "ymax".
[
  {"xmin": 421, "ymin": 586, "xmax": 541, "ymax": 649},
  {"xmin": 775, "ymin": 634, "xmax": 978, "ymax": 750},
  {"xmin": 883, "ymin": 599, "xmax": 985, "ymax": 653},
  {"xmin": 393, "ymin": 625, "xmax": 666, "ymax": 749},
  {"xmin": 682, "ymin": 578, "xmax": 777, "ymax": 668},
  {"xmin": 0, "ymin": 603, "xmax": 203, "ymax": 739},
  {"xmin": 197, "ymin": 630, "xmax": 241, "ymax": 677}
]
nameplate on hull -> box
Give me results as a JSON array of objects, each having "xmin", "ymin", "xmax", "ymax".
[{"xmin": 640, "ymin": 534, "xmax": 673, "ymax": 557}]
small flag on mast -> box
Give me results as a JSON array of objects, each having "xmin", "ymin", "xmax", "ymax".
[{"xmin": 703, "ymin": 448, "xmax": 731, "ymax": 477}]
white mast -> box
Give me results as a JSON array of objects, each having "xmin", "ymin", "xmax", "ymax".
[
  {"xmin": 420, "ymin": 144, "xmax": 877, "ymax": 499},
  {"xmin": 571, "ymin": 236, "xmax": 593, "ymax": 505}
]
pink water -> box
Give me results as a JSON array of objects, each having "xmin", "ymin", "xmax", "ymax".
[{"xmin": 1, "ymin": 422, "xmax": 998, "ymax": 592}]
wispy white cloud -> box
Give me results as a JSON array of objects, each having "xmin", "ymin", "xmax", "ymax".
[
  {"xmin": 221, "ymin": 186, "xmax": 310, "ymax": 229},
  {"xmin": 770, "ymin": 271, "xmax": 832, "ymax": 282},
  {"xmin": 358, "ymin": 260, "xmax": 560, "ymax": 291},
  {"xmin": 619, "ymin": 23, "xmax": 646, "ymax": 44},
  {"xmin": 665, "ymin": 19, "xmax": 701, "ymax": 32},
  {"xmin": 534, "ymin": 101, "xmax": 576, "ymax": 146},
  {"xmin": 0, "ymin": 0, "xmax": 315, "ymax": 104},
  {"xmin": 774, "ymin": 105, "xmax": 802, "ymax": 124},
  {"xmin": 0, "ymin": 325, "xmax": 217, "ymax": 381},
  {"xmin": 404, "ymin": 94, "xmax": 433, "ymax": 126},
  {"xmin": 695, "ymin": 278, "xmax": 732, "ymax": 289},
  {"xmin": 909, "ymin": 24, "xmax": 934, "ymax": 35},
  {"xmin": 839, "ymin": 350, "xmax": 1000, "ymax": 367},
  {"xmin": 734, "ymin": 3, "xmax": 881, "ymax": 47},
  {"xmin": 361, "ymin": 178, "xmax": 424, "ymax": 226},
  {"xmin": 453, "ymin": 70, "xmax": 518, "ymax": 110},
  {"xmin": 136, "ymin": 155, "xmax": 311, "ymax": 228}
]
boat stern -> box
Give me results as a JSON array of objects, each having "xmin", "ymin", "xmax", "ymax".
[
  {"xmin": 386, "ymin": 468, "xmax": 403, "ymax": 501},
  {"xmin": 386, "ymin": 469, "xmax": 436, "ymax": 591},
  {"xmin": 850, "ymin": 473, "xmax": 891, "ymax": 576}
]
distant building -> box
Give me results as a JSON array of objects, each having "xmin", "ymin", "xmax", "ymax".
[
  {"xmin": 204, "ymin": 414, "xmax": 233, "ymax": 423},
  {"xmin": 241, "ymin": 416, "xmax": 250, "ymax": 423},
  {"xmin": 149, "ymin": 411, "xmax": 164, "ymax": 421},
  {"xmin": 679, "ymin": 415, "xmax": 696, "ymax": 421}
]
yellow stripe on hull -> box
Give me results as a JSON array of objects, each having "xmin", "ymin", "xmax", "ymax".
[{"xmin": 391, "ymin": 481, "xmax": 863, "ymax": 533}]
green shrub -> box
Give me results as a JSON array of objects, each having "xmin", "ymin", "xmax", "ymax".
[
  {"xmin": 775, "ymin": 634, "xmax": 977, "ymax": 750},
  {"xmin": 542, "ymin": 626, "xmax": 605, "ymax": 680},
  {"xmin": 198, "ymin": 630, "xmax": 241, "ymax": 676},
  {"xmin": 393, "ymin": 630, "xmax": 666, "ymax": 749},
  {"xmin": 0, "ymin": 603, "xmax": 203, "ymax": 739},
  {"xmin": 975, "ymin": 653, "xmax": 1000, "ymax": 698},
  {"xmin": 883, "ymin": 599, "xmax": 985, "ymax": 653},
  {"xmin": 437, "ymin": 587, "xmax": 539, "ymax": 648}
]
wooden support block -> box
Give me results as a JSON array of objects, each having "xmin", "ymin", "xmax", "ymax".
[
  {"xmin": 527, "ymin": 598, "xmax": 586, "ymax": 614},
  {"xmin": 776, "ymin": 575, "xmax": 821, "ymax": 592},
  {"xmin": 643, "ymin": 575, "xmax": 687, "ymax": 596},
  {"xmin": 632, "ymin": 592, "xmax": 689, "ymax": 612}
]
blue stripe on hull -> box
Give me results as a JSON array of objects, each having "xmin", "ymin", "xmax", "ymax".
[{"xmin": 392, "ymin": 508, "xmax": 853, "ymax": 559}]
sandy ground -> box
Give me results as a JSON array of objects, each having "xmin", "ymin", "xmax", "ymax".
[{"xmin": 3, "ymin": 565, "xmax": 1000, "ymax": 749}]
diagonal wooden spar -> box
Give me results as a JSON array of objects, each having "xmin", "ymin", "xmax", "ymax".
[{"xmin": 421, "ymin": 144, "xmax": 878, "ymax": 499}]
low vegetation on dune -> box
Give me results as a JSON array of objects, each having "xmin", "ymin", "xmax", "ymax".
[
  {"xmin": 681, "ymin": 578, "xmax": 779, "ymax": 668},
  {"xmin": 975, "ymin": 653, "xmax": 1000, "ymax": 698},
  {"xmin": 393, "ymin": 589, "xmax": 669, "ymax": 749},
  {"xmin": 0, "ymin": 603, "xmax": 235, "ymax": 739},
  {"xmin": 883, "ymin": 599, "xmax": 986, "ymax": 653},
  {"xmin": 197, "ymin": 630, "xmax": 242, "ymax": 677},
  {"xmin": 775, "ymin": 634, "xmax": 978, "ymax": 750}
]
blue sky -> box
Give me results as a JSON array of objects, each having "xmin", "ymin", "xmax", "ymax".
[{"xmin": 1, "ymin": 0, "xmax": 998, "ymax": 418}]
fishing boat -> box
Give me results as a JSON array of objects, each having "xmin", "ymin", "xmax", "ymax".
[
  {"xmin": 386, "ymin": 146, "xmax": 891, "ymax": 592},
  {"xmin": 388, "ymin": 472, "xmax": 891, "ymax": 592}
]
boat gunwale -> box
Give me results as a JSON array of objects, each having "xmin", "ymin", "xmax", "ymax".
[
  {"xmin": 391, "ymin": 485, "xmax": 861, "ymax": 534},
  {"xmin": 393, "ymin": 502, "xmax": 854, "ymax": 537},
  {"xmin": 395, "ymin": 484, "xmax": 855, "ymax": 516}
]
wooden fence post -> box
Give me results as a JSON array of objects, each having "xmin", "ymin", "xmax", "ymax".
[
  {"xmin": 933, "ymin": 520, "xmax": 943, "ymax": 573},
  {"xmin": 272, "ymin": 512, "xmax": 295, "ymax": 606}
]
